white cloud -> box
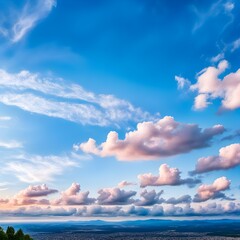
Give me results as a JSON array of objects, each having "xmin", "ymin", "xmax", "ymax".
[
  {"xmin": 0, "ymin": 69, "xmax": 153, "ymax": 126},
  {"xmin": 138, "ymin": 164, "xmax": 201, "ymax": 188},
  {"xmin": 0, "ymin": 0, "xmax": 56, "ymax": 43},
  {"xmin": 0, "ymin": 116, "xmax": 11, "ymax": 121},
  {"xmin": 1, "ymin": 201, "xmax": 240, "ymax": 217},
  {"xmin": 77, "ymin": 116, "xmax": 225, "ymax": 160},
  {"xmin": 231, "ymin": 38, "xmax": 240, "ymax": 52},
  {"xmin": 0, "ymin": 140, "xmax": 23, "ymax": 149},
  {"xmin": 5, "ymin": 153, "xmax": 78, "ymax": 183},
  {"xmin": 192, "ymin": 0, "xmax": 234, "ymax": 32},
  {"xmin": 193, "ymin": 94, "xmax": 211, "ymax": 110},
  {"xmin": 211, "ymin": 53, "xmax": 225, "ymax": 63},
  {"xmin": 175, "ymin": 76, "xmax": 190, "ymax": 89},
  {"xmin": 189, "ymin": 60, "xmax": 240, "ymax": 111}
]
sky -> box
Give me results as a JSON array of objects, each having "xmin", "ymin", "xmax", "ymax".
[{"xmin": 0, "ymin": 0, "xmax": 240, "ymax": 220}]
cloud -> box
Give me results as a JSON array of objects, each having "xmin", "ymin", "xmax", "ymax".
[
  {"xmin": 54, "ymin": 183, "xmax": 95, "ymax": 205},
  {"xmin": 231, "ymin": 38, "xmax": 240, "ymax": 52},
  {"xmin": 81, "ymin": 205, "xmax": 123, "ymax": 217},
  {"xmin": 0, "ymin": 140, "xmax": 23, "ymax": 149},
  {"xmin": 6, "ymin": 184, "xmax": 58, "ymax": 206},
  {"xmin": 135, "ymin": 189, "xmax": 164, "ymax": 206},
  {"xmin": 16, "ymin": 184, "xmax": 58, "ymax": 198},
  {"xmin": 221, "ymin": 130, "xmax": 240, "ymax": 141},
  {"xmin": 1, "ymin": 201, "xmax": 240, "ymax": 217},
  {"xmin": 192, "ymin": 143, "xmax": 240, "ymax": 174},
  {"xmin": 77, "ymin": 116, "xmax": 225, "ymax": 160},
  {"xmin": 165, "ymin": 195, "xmax": 192, "ymax": 205},
  {"xmin": 117, "ymin": 181, "xmax": 136, "ymax": 188},
  {"xmin": 5, "ymin": 153, "xmax": 78, "ymax": 183},
  {"xmin": 0, "ymin": 69, "xmax": 153, "ymax": 126},
  {"xmin": 0, "ymin": 0, "xmax": 56, "ymax": 43},
  {"xmin": 192, "ymin": 0, "xmax": 234, "ymax": 32},
  {"xmin": 0, "ymin": 206, "xmax": 77, "ymax": 217},
  {"xmin": 0, "ymin": 116, "xmax": 11, "ymax": 121},
  {"xmin": 193, "ymin": 177, "xmax": 231, "ymax": 202},
  {"xmin": 211, "ymin": 53, "xmax": 225, "ymax": 63},
  {"xmin": 138, "ymin": 164, "xmax": 201, "ymax": 188},
  {"xmin": 189, "ymin": 60, "xmax": 240, "ymax": 111},
  {"xmin": 97, "ymin": 187, "xmax": 136, "ymax": 205},
  {"xmin": 224, "ymin": 1, "xmax": 235, "ymax": 12},
  {"xmin": 175, "ymin": 76, "xmax": 190, "ymax": 89}
]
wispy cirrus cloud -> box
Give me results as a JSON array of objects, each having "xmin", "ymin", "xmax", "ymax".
[
  {"xmin": 5, "ymin": 153, "xmax": 79, "ymax": 183},
  {"xmin": 76, "ymin": 116, "xmax": 225, "ymax": 160},
  {"xmin": 0, "ymin": 0, "xmax": 56, "ymax": 43},
  {"xmin": 192, "ymin": 0, "xmax": 235, "ymax": 32},
  {"xmin": 0, "ymin": 69, "xmax": 153, "ymax": 126},
  {"xmin": 0, "ymin": 140, "xmax": 23, "ymax": 149},
  {"xmin": 0, "ymin": 116, "xmax": 11, "ymax": 121}
]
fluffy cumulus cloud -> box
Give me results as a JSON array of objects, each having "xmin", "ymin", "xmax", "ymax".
[
  {"xmin": 1, "ymin": 201, "xmax": 240, "ymax": 218},
  {"xmin": 16, "ymin": 184, "xmax": 58, "ymax": 198},
  {"xmin": 138, "ymin": 164, "xmax": 201, "ymax": 188},
  {"xmin": 0, "ymin": 0, "xmax": 56, "ymax": 42},
  {"xmin": 192, "ymin": 143, "xmax": 240, "ymax": 174},
  {"xmin": 165, "ymin": 195, "xmax": 192, "ymax": 205},
  {"xmin": 54, "ymin": 183, "xmax": 95, "ymax": 205},
  {"xmin": 77, "ymin": 116, "xmax": 225, "ymax": 161},
  {"xmin": 193, "ymin": 177, "xmax": 231, "ymax": 202},
  {"xmin": 189, "ymin": 60, "xmax": 240, "ymax": 111},
  {"xmin": 135, "ymin": 190, "xmax": 164, "ymax": 206},
  {"xmin": 0, "ymin": 69, "xmax": 152, "ymax": 126},
  {"xmin": 97, "ymin": 187, "xmax": 136, "ymax": 205},
  {"xmin": 2, "ymin": 184, "xmax": 58, "ymax": 206}
]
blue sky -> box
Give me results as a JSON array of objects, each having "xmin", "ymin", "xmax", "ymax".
[{"xmin": 0, "ymin": 0, "xmax": 240, "ymax": 220}]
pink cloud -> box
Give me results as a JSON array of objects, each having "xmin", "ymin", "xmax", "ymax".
[
  {"xmin": 16, "ymin": 184, "xmax": 58, "ymax": 198},
  {"xmin": 77, "ymin": 116, "xmax": 225, "ymax": 161},
  {"xmin": 190, "ymin": 60, "xmax": 240, "ymax": 111},
  {"xmin": 54, "ymin": 183, "xmax": 95, "ymax": 205},
  {"xmin": 97, "ymin": 187, "xmax": 136, "ymax": 205},
  {"xmin": 117, "ymin": 181, "xmax": 136, "ymax": 188},
  {"xmin": 138, "ymin": 164, "xmax": 200, "ymax": 188},
  {"xmin": 192, "ymin": 143, "xmax": 240, "ymax": 174},
  {"xmin": 193, "ymin": 177, "xmax": 231, "ymax": 202}
]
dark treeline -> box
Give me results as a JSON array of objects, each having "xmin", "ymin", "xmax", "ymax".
[{"xmin": 0, "ymin": 226, "xmax": 33, "ymax": 240}]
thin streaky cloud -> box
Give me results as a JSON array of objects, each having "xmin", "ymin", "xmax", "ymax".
[
  {"xmin": 0, "ymin": 0, "xmax": 56, "ymax": 43},
  {"xmin": 0, "ymin": 116, "xmax": 11, "ymax": 121},
  {"xmin": 0, "ymin": 69, "xmax": 153, "ymax": 126},
  {"xmin": 5, "ymin": 153, "xmax": 79, "ymax": 183},
  {"xmin": 0, "ymin": 140, "xmax": 23, "ymax": 149}
]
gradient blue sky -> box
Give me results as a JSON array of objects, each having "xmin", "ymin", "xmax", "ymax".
[{"xmin": 0, "ymin": 0, "xmax": 240, "ymax": 220}]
